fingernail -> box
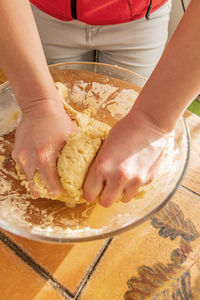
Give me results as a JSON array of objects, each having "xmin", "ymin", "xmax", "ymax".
[
  {"xmin": 85, "ymin": 196, "xmax": 93, "ymax": 203},
  {"xmin": 99, "ymin": 201, "xmax": 111, "ymax": 208},
  {"xmin": 83, "ymin": 191, "xmax": 92, "ymax": 202},
  {"xmin": 30, "ymin": 189, "xmax": 40, "ymax": 198},
  {"xmin": 50, "ymin": 191, "xmax": 62, "ymax": 197},
  {"xmin": 86, "ymin": 199, "xmax": 94, "ymax": 203},
  {"xmin": 50, "ymin": 187, "xmax": 65, "ymax": 197}
]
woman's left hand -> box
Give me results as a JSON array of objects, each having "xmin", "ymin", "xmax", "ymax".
[{"xmin": 83, "ymin": 109, "xmax": 168, "ymax": 207}]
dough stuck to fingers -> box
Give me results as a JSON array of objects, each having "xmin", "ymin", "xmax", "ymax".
[{"xmin": 16, "ymin": 82, "xmax": 111, "ymax": 207}]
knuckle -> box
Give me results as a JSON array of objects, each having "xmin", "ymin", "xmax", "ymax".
[
  {"xmin": 35, "ymin": 145, "xmax": 46, "ymax": 155},
  {"xmin": 97, "ymin": 159, "xmax": 110, "ymax": 176},
  {"xmin": 35, "ymin": 146, "xmax": 48, "ymax": 163},
  {"xmin": 117, "ymin": 166, "xmax": 131, "ymax": 182},
  {"xmin": 16, "ymin": 149, "xmax": 28, "ymax": 164},
  {"xmin": 36, "ymin": 145, "xmax": 55, "ymax": 165},
  {"xmin": 97, "ymin": 162, "xmax": 132, "ymax": 182},
  {"xmin": 133, "ymin": 175, "xmax": 143, "ymax": 186}
]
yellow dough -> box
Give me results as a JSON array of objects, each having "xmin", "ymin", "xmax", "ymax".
[{"xmin": 17, "ymin": 82, "xmax": 111, "ymax": 207}]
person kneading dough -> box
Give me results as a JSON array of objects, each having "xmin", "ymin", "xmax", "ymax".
[{"xmin": 16, "ymin": 82, "xmax": 111, "ymax": 207}]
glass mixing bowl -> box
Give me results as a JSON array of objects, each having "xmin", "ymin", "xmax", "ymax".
[{"xmin": 0, "ymin": 62, "xmax": 190, "ymax": 243}]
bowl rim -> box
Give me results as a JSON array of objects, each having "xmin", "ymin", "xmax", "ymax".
[
  {"xmin": 48, "ymin": 60, "xmax": 147, "ymax": 80},
  {"xmin": 0, "ymin": 62, "xmax": 191, "ymax": 243}
]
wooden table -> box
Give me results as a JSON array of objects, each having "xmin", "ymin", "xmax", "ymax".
[{"xmin": 0, "ymin": 74, "xmax": 200, "ymax": 299}]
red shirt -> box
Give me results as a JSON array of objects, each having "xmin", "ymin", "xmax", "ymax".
[{"xmin": 30, "ymin": 0, "xmax": 168, "ymax": 25}]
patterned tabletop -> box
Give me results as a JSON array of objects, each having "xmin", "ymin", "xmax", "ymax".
[{"xmin": 0, "ymin": 71, "xmax": 200, "ymax": 300}]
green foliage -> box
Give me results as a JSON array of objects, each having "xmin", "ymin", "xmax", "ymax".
[{"xmin": 188, "ymin": 99, "xmax": 200, "ymax": 117}]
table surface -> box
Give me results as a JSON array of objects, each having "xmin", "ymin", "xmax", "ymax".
[{"xmin": 0, "ymin": 72, "xmax": 200, "ymax": 299}]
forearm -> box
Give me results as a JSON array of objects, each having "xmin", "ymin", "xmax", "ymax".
[
  {"xmin": 131, "ymin": 0, "xmax": 200, "ymax": 132},
  {"xmin": 0, "ymin": 0, "xmax": 58, "ymax": 108}
]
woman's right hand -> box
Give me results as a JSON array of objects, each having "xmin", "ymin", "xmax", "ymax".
[{"xmin": 12, "ymin": 98, "xmax": 78, "ymax": 197}]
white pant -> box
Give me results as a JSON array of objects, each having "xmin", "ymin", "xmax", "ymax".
[{"xmin": 31, "ymin": 1, "xmax": 172, "ymax": 78}]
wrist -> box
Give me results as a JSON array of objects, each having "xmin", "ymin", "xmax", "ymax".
[
  {"xmin": 20, "ymin": 96, "xmax": 67, "ymax": 118},
  {"xmin": 130, "ymin": 93, "xmax": 178, "ymax": 134},
  {"xmin": 128, "ymin": 105, "xmax": 174, "ymax": 136},
  {"xmin": 16, "ymin": 84, "xmax": 59, "ymax": 109},
  {"xmin": 9, "ymin": 66, "xmax": 58, "ymax": 109}
]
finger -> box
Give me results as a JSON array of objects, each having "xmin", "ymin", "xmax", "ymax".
[
  {"xmin": 35, "ymin": 146, "xmax": 65, "ymax": 196},
  {"xmin": 29, "ymin": 182, "xmax": 41, "ymax": 198},
  {"xmin": 83, "ymin": 168, "xmax": 105, "ymax": 203},
  {"xmin": 11, "ymin": 150, "xmax": 18, "ymax": 163},
  {"xmin": 12, "ymin": 150, "xmax": 25, "ymax": 175},
  {"xmin": 22, "ymin": 158, "xmax": 37, "ymax": 180},
  {"xmin": 12, "ymin": 149, "xmax": 36, "ymax": 180},
  {"xmin": 99, "ymin": 179, "xmax": 124, "ymax": 208},
  {"xmin": 145, "ymin": 148, "xmax": 164, "ymax": 184},
  {"xmin": 39, "ymin": 163, "xmax": 65, "ymax": 197},
  {"xmin": 121, "ymin": 177, "xmax": 143, "ymax": 203},
  {"xmin": 121, "ymin": 187, "xmax": 139, "ymax": 203}
]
